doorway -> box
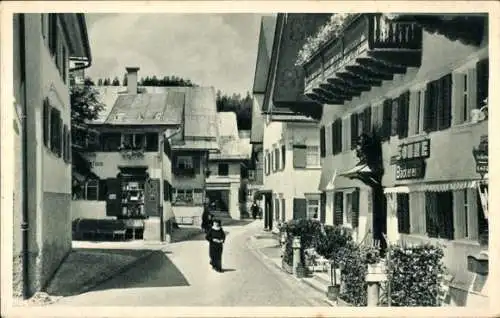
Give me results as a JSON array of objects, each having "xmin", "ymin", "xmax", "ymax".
[{"xmin": 262, "ymin": 191, "xmax": 273, "ymax": 231}]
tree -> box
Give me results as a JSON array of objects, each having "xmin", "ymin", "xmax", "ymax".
[
  {"xmin": 70, "ymin": 77, "xmax": 105, "ymax": 126},
  {"xmin": 112, "ymin": 76, "xmax": 120, "ymax": 86},
  {"xmin": 216, "ymin": 91, "xmax": 253, "ymax": 130},
  {"xmin": 122, "ymin": 74, "xmax": 128, "ymax": 86},
  {"xmin": 103, "ymin": 78, "xmax": 110, "ymax": 86},
  {"xmin": 97, "ymin": 78, "xmax": 103, "ymax": 86}
]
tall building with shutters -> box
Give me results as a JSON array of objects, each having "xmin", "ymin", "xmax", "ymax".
[
  {"xmin": 298, "ymin": 13, "xmax": 489, "ymax": 306},
  {"xmin": 250, "ymin": 14, "xmax": 330, "ymax": 230},
  {"xmin": 13, "ymin": 13, "xmax": 92, "ymax": 297}
]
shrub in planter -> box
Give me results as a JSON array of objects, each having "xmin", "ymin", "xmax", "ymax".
[
  {"xmin": 280, "ymin": 219, "xmax": 323, "ymax": 267},
  {"xmin": 385, "ymin": 243, "xmax": 446, "ymax": 306},
  {"xmin": 337, "ymin": 241, "xmax": 368, "ymax": 306}
]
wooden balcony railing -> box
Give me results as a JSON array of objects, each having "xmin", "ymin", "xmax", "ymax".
[{"xmin": 303, "ymin": 14, "xmax": 422, "ymax": 105}]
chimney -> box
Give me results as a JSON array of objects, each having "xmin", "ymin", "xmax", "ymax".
[{"xmin": 126, "ymin": 67, "xmax": 140, "ymax": 94}]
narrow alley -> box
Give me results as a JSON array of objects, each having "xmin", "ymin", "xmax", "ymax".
[{"xmin": 54, "ymin": 221, "xmax": 329, "ymax": 307}]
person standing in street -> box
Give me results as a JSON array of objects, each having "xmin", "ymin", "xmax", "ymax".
[
  {"xmin": 206, "ymin": 219, "xmax": 226, "ymax": 272},
  {"xmin": 201, "ymin": 197, "xmax": 213, "ymax": 233},
  {"xmin": 251, "ymin": 200, "xmax": 259, "ymax": 220}
]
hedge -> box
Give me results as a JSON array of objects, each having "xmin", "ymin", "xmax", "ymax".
[{"xmin": 280, "ymin": 219, "xmax": 322, "ymax": 266}]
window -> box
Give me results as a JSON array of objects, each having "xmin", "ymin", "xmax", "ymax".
[
  {"xmin": 173, "ymin": 189, "xmax": 194, "ymax": 205},
  {"xmin": 362, "ymin": 106, "xmax": 372, "ymax": 135},
  {"xmin": 453, "ymin": 188, "xmax": 487, "ymax": 242},
  {"xmin": 281, "ymin": 198, "xmax": 286, "ymax": 222},
  {"xmin": 193, "ymin": 189, "xmax": 203, "ymax": 205},
  {"xmin": 307, "ymin": 199, "xmax": 320, "ymax": 219},
  {"xmin": 122, "ymin": 133, "xmax": 146, "ymax": 149},
  {"xmin": 48, "ymin": 14, "xmax": 58, "ymax": 57},
  {"xmin": 396, "ymin": 92, "xmax": 410, "ymax": 138},
  {"xmin": 409, "ymin": 90, "xmax": 425, "ymax": 136},
  {"xmin": 345, "ymin": 193, "xmax": 353, "ymax": 225},
  {"xmin": 281, "ymin": 144, "xmax": 286, "ymax": 170},
  {"xmin": 371, "ymin": 103, "xmax": 383, "ymax": 132},
  {"xmin": 333, "ymin": 192, "xmax": 344, "ymax": 225},
  {"xmin": 49, "ymin": 107, "xmax": 62, "ymax": 157},
  {"xmin": 85, "ymin": 179, "xmax": 99, "ymax": 201},
  {"xmin": 293, "ymin": 145, "xmax": 307, "ymax": 168},
  {"xmin": 423, "ymin": 74, "xmax": 452, "ymax": 132},
  {"xmin": 274, "ymin": 147, "xmax": 280, "ymax": 171},
  {"xmin": 320, "ymin": 126, "xmax": 326, "ymax": 157},
  {"xmin": 218, "ymin": 163, "xmax": 229, "ymax": 176},
  {"xmin": 306, "ymin": 146, "xmax": 320, "ymax": 167},
  {"xmin": 100, "ymin": 133, "xmax": 121, "ymax": 151},
  {"xmin": 177, "ymin": 156, "xmax": 194, "ymax": 169},
  {"xmin": 163, "ymin": 180, "xmax": 170, "ymax": 201},
  {"xmin": 145, "ymin": 133, "xmax": 159, "ymax": 151},
  {"xmin": 63, "ymin": 124, "xmax": 68, "ymax": 163},
  {"xmin": 381, "ymin": 99, "xmax": 393, "ymax": 141},
  {"xmin": 43, "ymin": 99, "xmax": 50, "ymax": 147},
  {"xmin": 409, "ymin": 192, "xmax": 426, "ymax": 234},
  {"xmin": 476, "ymin": 58, "xmax": 489, "ymax": 109},
  {"xmin": 396, "ymin": 193, "xmax": 410, "ymax": 234},
  {"xmin": 425, "ymin": 191, "xmax": 454, "ymax": 240},
  {"xmin": 342, "ymin": 117, "xmax": 351, "ymax": 151}
]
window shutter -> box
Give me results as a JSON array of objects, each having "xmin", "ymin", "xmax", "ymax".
[
  {"xmin": 105, "ymin": 178, "xmax": 122, "ymax": 217},
  {"xmin": 363, "ymin": 106, "xmax": 372, "ymax": 134},
  {"xmin": 274, "ymin": 148, "xmax": 279, "ymax": 171},
  {"xmin": 351, "ymin": 113, "xmax": 358, "ymax": 149},
  {"xmin": 352, "ymin": 189, "xmax": 360, "ymax": 228},
  {"xmin": 63, "ymin": 124, "xmax": 68, "ymax": 162},
  {"xmin": 320, "ymin": 126, "xmax": 326, "ymax": 158},
  {"xmin": 440, "ymin": 74, "xmax": 452, "ymax": 130},
  {"xmin": 337, "ymin": 119, "xmax": 343, "ymax": 154},
  {"xmin": 437, "ymin": 191, "xmax": 454, "ymax": 240},
  {"xmin": 293, "ymin": 145, "xmax": 307, "ymax": 168},
  {"xmin": 333, "ymin": 191, "xmax": 344, "ymax": 225},
  {"xmin": 320, "ymin": 192, "xmax": 326, "ymax": 224},
  {"xmin": 281, "ymin": 144, "xmax": 286, "ymax": 169},
  {"xmin": 477, "ymin": 186, "xmax": 489, "ymax": 245},
  {"xmin": 193, "ymin": 155, "xmax": 200, "ymax": 172},
  {"xmin": 424, "ymin": 82, "xmax": 437, "ymax": 132},
  {"xmin": 275, "ymin": 198, "xmax": 280, "ymax": 221},
  {"xmin": 98, "ymin": 179, "xmax": 107, "ymax": 201},
  {"xmin": 331, "ymin": 121, "xmax": 336, "ymax": 154},
  {"xmin": 397, "ymin": 193, "xmax": 410, "ymax": 234},
  {"xmin": 476, "ymin": 58, "xmax": 489, "ymax": 108},
  {"xmin": 382, "ymin": 99, "xmax": 392, "ymax": 140},
  {"xmin": 43, "ymin": 99, "xmax": 50, "ymax": 147},
  {"xmin": 391, "ymin": 98, "xmax": 399, "ymax": 136},
  {"xmin": 145, "ymin": 179, "xmax": 161, "ymax": 217},
  {"xmin": 281, "ymin": 198, "xmax": 286, "ymax": 222},
  {"xmin": 293, "ymin": 198, "xmax": 307, "ymax": 220},
  {"xmin": 425, "ymin": 192, "xmax": 438, "ymax": 238},
  {"xmin": 398, "ymin": 91, "xmax": 410, "ymax": 138}
]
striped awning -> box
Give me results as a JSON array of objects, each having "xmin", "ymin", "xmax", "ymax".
[{"xmin": 385, "ymin": 180, "xmax": 484, "ymax": 194}]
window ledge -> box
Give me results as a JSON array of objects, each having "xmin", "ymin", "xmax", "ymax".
[
  {"xmin": 451, "ymin": 119, "xmax": 487, "ymax": 132},
  {"xmin": 452, "ymin": 239, "xmax": 481, "ymax": 247},
  {"xmin": 295, "ymin": 166, "xmax": 322, "ymax": 170}
]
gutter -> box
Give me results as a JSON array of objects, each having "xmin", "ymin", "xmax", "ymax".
[{"xmin": 19, "ymin": 14, "xmax": 30, "ymax": 300}]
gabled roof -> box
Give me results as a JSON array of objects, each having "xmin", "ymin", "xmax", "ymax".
[
  {"xmin": 252, "ymin": 15, "xmax": 277, "ymax": 94},
  {"xmin": 250, "ymin": 95, "xmax": 265, "ymax": 144}
]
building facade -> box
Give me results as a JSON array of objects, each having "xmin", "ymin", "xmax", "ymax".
[
  {"xmin": 295, "ymin": 13, "xmax": 489, "ymax": 306},
  {"xmin": 206, "ymin": 112, "xmax": 252, "ymax": 220},
  {"xmin": 251, "ymin": 14, "xmax": 331, "ymax": 231},
  {"xmin": 13, "ymin": 13, "xmax": 92, "ymax": 297}
]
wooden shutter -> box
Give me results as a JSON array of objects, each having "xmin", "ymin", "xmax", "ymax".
[
  {"xmin": 333, "ymin": 191, "xmax": 344, "ymax": 225},
  {"xmin": 439, "ymin": 74, "xmax": 452, "ymax": 130},
  {"xmin": 382, "ymin": 99, "xmax": 392, "ymax": 140},
  {"xmin": 476, "ymin": 58, "xmax": 489, "ymax": 108},
  {"xmin": 363, "ymin": 106, "xmax": 372, "ymax": 134},
  {"xmin": 397, "ymin": 193, "xmax": 410, "ymax": 234},
  {"xmin": 293, "ymin": 198, "xmax": 307, "ymax": 220},
  {"xmin": 352, "ymin": 189, "xmax": 360, "ymax": 228},
  {"xmin": 320, "ymin": 126, "xmax": 326, "ymax": 157},
  {"xmin": 145, "ymin": 178, "xmax": 161, "ymax": 217},
  {"xmin": 320, "ymin": 192, "xmax": 326, "ymax": 223},
  {"xmin": 281, "ymin": 144, "xmax": 286, "ymax": 169},
  {"xmin": 351, "ymin": 113, "xmax": 359, "ymax": 149},
  {"xmin": 337, "ymin": 119, "xmax": 343, "ymax": 153},
  {"xmin": 425, "ymin": 192, "xmax": 438, "ymax": 238},
  {"xmin": 331, "ymin": 121, "xmax": 336, "ymax": 154},
  {"xmin": 98, "ymin": 180, "xmax": 107, "ymax": 201},
  {"xmin": 293, "ymin": 145, "xmax": 307, "ymax": 168},
  {"xmin": 43, "ymin": 100, "xmax": 50, "ymax": 147},
  {"xmin": 281, "ymin": 198, "xmax": 286, "ymax": 222},
  {"xmin": 477, "ymin": 186, "xmax": 489, "ymax": 244},
  {"xmin": 193, "ymin": 155, "xmax": 200, "ymax": 173},
  {"xmin": 275, "ymin": 198, "xmax": 280, "ymax": 221},
  {"xmin": 397, "ymin": 91, "xmax": 410, "ymax": 138},
  {"xmin": 391, "ymin": 98, "xmax": 399, "ymax": 136},
  {"xmin": 424, "ymin": 82, "xmax": 438, "ymax": 132},
  {"xmin": 105, "ymin": 178, "xmax": 122, "ymax": 217},
  {"xmin": 437, "ymin": 191, "xmax": 454, "ymax": 240}
]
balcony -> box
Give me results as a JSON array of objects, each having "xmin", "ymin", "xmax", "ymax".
[{"xmin": 302, "ymin": 14, "xmax": 423, "ymax": 105}]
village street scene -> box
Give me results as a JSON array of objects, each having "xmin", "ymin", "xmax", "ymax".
[{"xmin": 6, "ymin": 8, "xmax": 491, "ymax": 313}]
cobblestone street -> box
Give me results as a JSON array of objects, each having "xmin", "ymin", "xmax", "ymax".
[{"xmin": 54, "ymin": 221, "xmax": 330, "ymax": 307}]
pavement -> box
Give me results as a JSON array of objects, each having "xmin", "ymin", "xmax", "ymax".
[{"xmin": 49, "ymin": 220, "xmax": 333, "ymax": 307}]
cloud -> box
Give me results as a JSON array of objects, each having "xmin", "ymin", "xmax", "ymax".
[{"xmin": 86, "ymin": 13, "xmax": 262, "ymax": 95}]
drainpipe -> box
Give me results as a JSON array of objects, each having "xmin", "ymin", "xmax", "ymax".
[
  {"xmin": 159, "ymin": 126, "xmax": 182, "ymax": 241},
  {"xmin": 19, "ymin": 14, "xmax": 30, "ymax": 300}
]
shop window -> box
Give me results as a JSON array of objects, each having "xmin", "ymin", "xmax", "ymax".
[
  {"xmin": 218, "ymin": 163, "xmax": 229, "ymax": 176},
  {"xmin": 396, "ymin": 193, "xmax": 410, "ymax": 234},
  {"xmin": 173, "ymin": 189, "xmax": 194, "ymax": 205},
  {"xmin": 477, "ymin": 185, "xmax": 488, "ymax": 246},
  {"xmin": 425, "ymin": 191, "xmax": 454, "ymax": 240}
]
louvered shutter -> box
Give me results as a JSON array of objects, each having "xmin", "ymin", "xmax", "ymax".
[
  {"xmin": 382, "ymin": 99, "xmax": 392, "ymax": 140},
  {"xmin": 281, "ymin": 144, "xmax": 286, "ymax": 169},
  {"xmin": 145, "ymin": 178, "xmax": 161, "ymax": 217},
  {"xmin": 333, "ymin": 192, "xmax": 344, "ymax": 225},
  {"xmin": 436, "ymin": 191, "xmax": 454, "ymax": 240},
  {"xmin": 397, "ymin": 193, "xmax": 410, "ymax": 234},
  {"xmin": 398, "ymin": 91, "xmax": 410, "ymax": 138},
  {"xmin": 320, "ymin": 192, "xmax": 326, "ymax": 223},
  {"xmin": 275, "ymin": 198, "xmax": 280, "ymax": 221},
  {"xmin": 351, "ymin": 113, "xmax": 358, "ymax": 149},
  {"xmin": 440, "ymin": 74, "xmax": 452, "ymax": 130},
  {"xmin": 293, "ymin": 198, "xmax": 307, "ymax": 220},
  {"xmin": 293, "ymin": 145, "xmax": 307, "ymax": 168},
  {"xmin": 476, "ymin": 58, "xmax": 489, "ymax": 108},
  {"xmin": 424, "ymin": 82, "xmax": 437, "ymax": 132},
  {"xmin": 320, "ymin": 126, "xmax": 326, "ymax": 157},
  {"xmin": 105, "ymin": 178, "xmax": 122, "ymax": 217},
  {"xmin": 337, "ymin": 119, "xmax": 343, "ymax": 153},
  {"xmin": 363, "ymin": 106, "xmax": 372, "ymax": 134},
  {"xmin": 391, "ymin": 98, "xmax": 399, "ymax": 136},
  {"xmin": 281, "ymin": 198, "xmax": 286, "ymax": 222},
  {"xmin": 351, "ymin": 189, "xmax": 360, "ymax": 228},
  {"xmin": 331, "ymin": 121, "xmax": 336, "ymax": 154}
]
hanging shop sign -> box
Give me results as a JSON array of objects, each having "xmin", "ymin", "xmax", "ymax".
[
  {"xmin": 472, "ymin": 135, "xmax": 488, "ymax": 177},
  {"xmin": 395, "ymin": 160, "xmax": 426, "ymax": 180}
]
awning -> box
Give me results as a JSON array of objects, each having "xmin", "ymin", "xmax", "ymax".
[
  {"xmin": 384, "ymin": 186, "xmax": 410, "ymax": 194},
  {"xmin": 339, "ymin": 164, "xmax": 371, "ymax": 178},
  {"xmin": 325, "ymin": 169, "xmax": 337, "ymax": 191},
  {"xmin": 318, "ymin": 163, "xmax": 336, "ymax": 191}
]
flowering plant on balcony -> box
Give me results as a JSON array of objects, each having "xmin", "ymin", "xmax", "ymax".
[
  {"xmin": 118, "ymin": 144, "xmax": 145, "ymax": 159},
  {"xmin": 295, "ymin": 13, "xmax": 356, "ymax": 67}
]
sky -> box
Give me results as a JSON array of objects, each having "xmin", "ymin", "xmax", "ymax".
[{"xmin": 85, "ymin": 13, "xmax": 264, "ymax": 96}]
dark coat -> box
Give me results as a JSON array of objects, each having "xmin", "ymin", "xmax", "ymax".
[
  {"xmin": 206, "ymin": 228, "xmax": 226, "ymax": 270},
  {"xmin": 201, "ymin": 206, "xmax": 213, "ymax": 231}
]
